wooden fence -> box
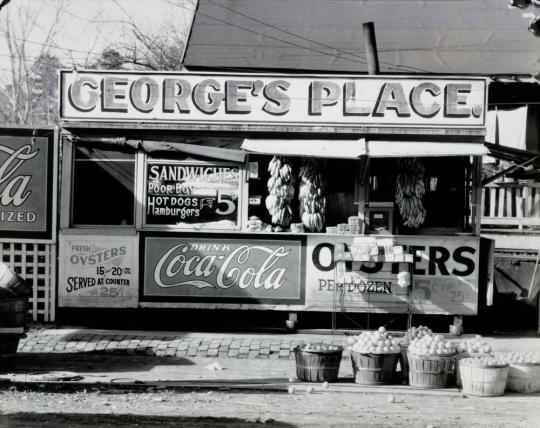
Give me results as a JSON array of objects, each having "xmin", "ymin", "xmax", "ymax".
[
  {"xmin": 482, "ymin": 183, "xmax": 540, "ymax": 229},
  {"xmin": 0, "ymin": 242, "xmax": 56, "ymax": 322}
]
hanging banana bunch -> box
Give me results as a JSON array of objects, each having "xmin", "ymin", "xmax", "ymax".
[
  {"xmin": 299, "ymin": 158, "xmax": 326, "ymax": 232},
  {"xmin": 395, "ymin": 158, "xmax": 426, "ymax": 229},
  {"xmin": 265, "ymin": 156, "xmax": 294, "ymax": 227}
]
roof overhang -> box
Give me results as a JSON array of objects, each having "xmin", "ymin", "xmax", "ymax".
[{"xmin": 242, "ymin": 139, "xmax": 487, "ymax": 158}]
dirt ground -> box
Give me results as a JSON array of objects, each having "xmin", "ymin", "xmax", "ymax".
[{"xmin": 0, "ymin": 386, "xmax": 538, "ymax": 427}]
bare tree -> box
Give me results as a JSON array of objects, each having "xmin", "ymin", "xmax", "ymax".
[
  {"xmin": 91, "ymin": 0, "xmax": 196, "ymax": 70},
  {"xmin": 0, "ymin": 1, "xmax": 12, "ymax": 12},
  {"xmin": 0, "ymin": 0, "xmax": 64, "ymax": 124}
]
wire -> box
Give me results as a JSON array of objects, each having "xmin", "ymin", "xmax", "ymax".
[
  {"xmin": 182, "ymin": 0, "xmax": 531, "ymax": 74},
  {"xmin": 205, "ymin": 0, "xmax": 431, "ymax": 74},
  {"xmin": 62, "ymin": 10, "xmax": 130, "ymax": 26},
  {"xmin": 164, "ymin": 0, "xmax": 428, "ymax": 74},
  {"xmin": 0, "ymin": 52, "xmax": 96, "ymax": 62},
  {"xmin": 5, "ymin": 35, "xmax": 102, "ymax": 57}
]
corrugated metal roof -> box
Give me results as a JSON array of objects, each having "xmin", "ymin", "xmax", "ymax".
[{"xmin": 184, "ymin": 0, "xmax": 540, "ymax": 75}]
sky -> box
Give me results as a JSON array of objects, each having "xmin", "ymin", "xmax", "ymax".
[{"xmin": 0, "ymin": 0, "xmax": 196, "ymax": 76}]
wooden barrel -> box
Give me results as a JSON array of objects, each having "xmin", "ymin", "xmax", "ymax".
[
  {"xmin": 350, "ymin": 352, "xmax": 400, "ymax": 385},
  {"xmin": 459, "ymin": 361, "xmax": 509, "ymax": 397},
  {"xmin": 294, "ymin": 347, "xmax": 343, "ymax": 382},
  {"xmin": 408, "ymin": 354, "xmax": 455, "ymax": 388},
  {"xmin": 506, "ymin": 362, "xmax": 540, "ymax": 393},
  {"xmin": 0, "ymin": 297, "xmax": 28, "ymax": 327}
]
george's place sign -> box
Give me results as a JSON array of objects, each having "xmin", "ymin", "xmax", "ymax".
[
  {"xmin": 141, "ymin": 234, "xmax": 304, "ymax": 304},
  {"xmin": 60, "ymin": 70, "xmax": 487, "ymax": 130}
]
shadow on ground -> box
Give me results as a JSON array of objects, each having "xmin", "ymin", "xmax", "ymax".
[
  {"xmin": 0, "ymin": 413, "xmax": 295, "ymax": 427},
  {"xmin": 12, "ymin": 353, "xmax": 195, "ymax": 372}
]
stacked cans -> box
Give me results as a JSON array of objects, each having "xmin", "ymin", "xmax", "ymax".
[
  {"xmin": 290, "ymin": 223, "xmax": 305, "ymax": 234},
  {"xmin": 247, "ymin": 216, "xmax": 264, "ymax": 232},
  {"xmin": 348, "ymin": 216, "xmax": 361, "ymax": 235},
  {"xmin": 337, "ymin": 223, "xmax": 349, "ymax": 234}
]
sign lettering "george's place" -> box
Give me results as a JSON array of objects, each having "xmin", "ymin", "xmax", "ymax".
[{"xmin": 60, "ymin": 71, "xmax": 487, "ymax": 128}]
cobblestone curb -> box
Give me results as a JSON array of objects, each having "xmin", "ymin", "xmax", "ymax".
[{"xmin": 17, "ymin": 331, "xmax": 349, "ymax": 360}]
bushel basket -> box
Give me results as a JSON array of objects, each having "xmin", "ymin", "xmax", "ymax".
[
  {"xmin": 408, "ymin": 354, "xmax": 455, "ymax": 388},
  {"xmin": 294, "ymin": 347, "xmax": 343, "ymax": 382},
  {"xmin": 350, "ymin": 351, "xmax": 399, "ymax": 385},
  {"xmin": 459, "ymin": 361, "xmax": 509, "ymax": 397},
  {"xmin": 455, "ymin": 352, "xmax": 492, "ymax": 388},
  {"xmin": 0, "ymin": 297, "xmax": 28, "ymax": 328},
  {"xmin": 0, "ymin": 333, "xmax": 23, "ymax": 373},
  {"xmin": 506, "ymin": 362, "xmax": 540, "ymax": 394}
]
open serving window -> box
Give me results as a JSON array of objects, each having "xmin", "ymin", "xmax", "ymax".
[
  {"xmin": 243, "ymin": 139, "xmax": 487, "ymax": 236},
  {"xmin": 70, "ymin": 143, "xmax": 137, "ymax": 228}
]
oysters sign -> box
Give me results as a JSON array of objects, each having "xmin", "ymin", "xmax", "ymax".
[
  {"xmin": 0, "ymin": 134, "xmax": 53, "ymax": 239},
  {"xmin": 142, "ymin": 235, "xmax": 304, "ymax": 304}
]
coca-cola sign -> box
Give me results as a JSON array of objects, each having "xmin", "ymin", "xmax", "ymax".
[
  {"xmin": 142, "ymin": 234, "xmax": 304, "ymax": 303},
  {"xmin": 0, "ymin": 132, "xmax": 54, "ymax": 239}
]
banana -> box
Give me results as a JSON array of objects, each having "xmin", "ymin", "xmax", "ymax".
[
  {"xmin": 266, "ymin": 156, "xmax": 294, "ymax": 227},
  {"xmin": 395, "ymin": 158, "xmax": 426, "ymax": 229},
  {"xmin": 298, "ymin": 159, "xmax": 326, "ymax": 232}
]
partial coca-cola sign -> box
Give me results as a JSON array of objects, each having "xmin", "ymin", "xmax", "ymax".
[
  {"xmin": 0, "ymin": 131, "xmax": 54, "ymax": 240},
  {"xmin": 142, "ymin": 234, "xmax": 304, "ymax": 303}
]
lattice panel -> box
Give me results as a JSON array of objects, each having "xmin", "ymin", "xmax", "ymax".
[{"xmin": 0, "ymin": 242, "xmax": 56, "ymax": 322}]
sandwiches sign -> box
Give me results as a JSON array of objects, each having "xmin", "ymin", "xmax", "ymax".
[{"xmin": 60, "ymin": 71, "xmax": 487, "ymax": 130}]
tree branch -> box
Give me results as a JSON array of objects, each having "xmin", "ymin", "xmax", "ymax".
[{"xmin": 0, "ymin": 0, "xmax": 11, "ymax": 12}]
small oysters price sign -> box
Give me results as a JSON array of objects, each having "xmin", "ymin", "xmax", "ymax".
[{"xmin": 59, "ymin": 235, "xmax": 138, "ymax": 307}]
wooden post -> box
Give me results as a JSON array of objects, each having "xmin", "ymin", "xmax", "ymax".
[
  {"xmin": 472, "ymin": 156, "xmax": 483, "ymax": 235},
  {"xmin": 356, "ymin": 155, "xmax": 368, "ymax": 231},
  {"xmin": 358, "ymin": 23, "xmax": 379, "ymax": 229},
  {"xmin": 538, "ymin": 293, "xmax": 540, "ymax": 334},
  {"xmin": 363, "ymin": 22, "xmax": 380, "ymax": 75}
]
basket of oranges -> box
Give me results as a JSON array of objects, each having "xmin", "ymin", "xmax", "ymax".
[
  {"xmin": 458, "ymin": 356, "xmax": 509, "ymax": 397},
  {"xmin": 454, "ymin": 336, "xmax": 493, "ymax": 388},
  {"xmin": 407, "ymin": 334, "xmax": 457, "ymax": 388},
  {"xmin": 399, "ymin": 326, "xmax": 433, "ymax": 381},
  {"xmin": 347, "ymin": 327, "xmax": 401, "ymax": 385},
  {"xmin": 500, "ymin": 352, "xmax": 540, "ymax": 394},
  {"xmin": 294, "ymin": 343, "xmax": 343, "ymax": 383}
]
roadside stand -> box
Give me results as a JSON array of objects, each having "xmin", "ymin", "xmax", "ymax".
[
  {"xmin": 51, "ymin": 69, "xmax": 540, "ymax": 395},
  {"xmin": 57, "ymin": 70, "xmax": 490, "ymax": 324}
]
